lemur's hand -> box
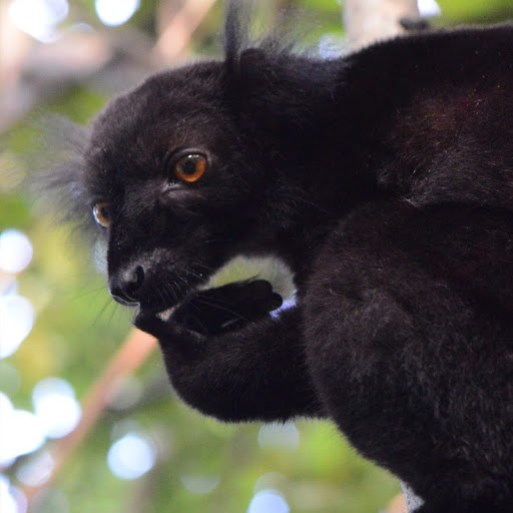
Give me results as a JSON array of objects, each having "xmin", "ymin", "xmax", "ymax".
[
  {"xmin": 172, "ymin": 280, "xmax": 283, "ymax": 336},
  {"xmin": 135, "ymin": 280, "xmax": 282, "ymax": 340}
]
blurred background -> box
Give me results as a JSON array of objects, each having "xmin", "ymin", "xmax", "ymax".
[{"xmin": 2, "ymin": 1, "xmax": 513, "ymax": 512}]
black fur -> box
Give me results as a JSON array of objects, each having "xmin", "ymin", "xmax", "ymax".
[{"xmin": 50, "ymin": 5, "xmax": 513, "ymax": 512}]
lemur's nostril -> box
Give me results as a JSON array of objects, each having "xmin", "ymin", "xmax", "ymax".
[
  {"xmin": 109, "ymin": 265, "xmax": 146, "ymax": 305},
  {"xmin": 126, "ymin": 265, "xmax": 145, "ymax": 295}
]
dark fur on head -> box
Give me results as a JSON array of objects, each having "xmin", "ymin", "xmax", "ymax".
[{"xmin": 45, "ymin": 3, "xmax": 513, "ymax": 512}]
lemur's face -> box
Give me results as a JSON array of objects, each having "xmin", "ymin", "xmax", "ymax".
[{"xmin": 83, "ymin": 63, "xmax": 267, "ymax": 315}]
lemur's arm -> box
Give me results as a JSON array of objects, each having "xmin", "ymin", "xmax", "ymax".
[{"xmin": 135, "ymin": 280, "xmax": 324, "ymax": 422}]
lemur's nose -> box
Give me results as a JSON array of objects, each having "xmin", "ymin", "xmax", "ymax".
[{"xmin": 109, "ymin": 265, "xmax": 145, "ymax": 305}]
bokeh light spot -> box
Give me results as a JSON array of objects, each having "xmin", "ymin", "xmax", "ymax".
[
  {"xmin": 247, "ymin": 489, "xmax": 290, "ymax": 513},
  {"xmin": 95, "ymin": 0, "xmax": 140, "ymax": 27},
  {"xmin": 0, "ymin": 476, "xmax": 17, "ymax": 513},
  {"xmin": 418, "ymin": 0, "xmax": 441, "ymax": 17},
  {"xmin": 0, "ymin": 393, "xmax": 45, "ymax": 466},
  {"xmin": 0, "ymin": 229, "xmax": 33, "ymax": 274},
  {"xmin": 107, "ymin": 432, "xmax": 156, "ymax": 480},
  {"xmin": 33, "ymin": 378, "xmax": 81, "ymax": 439},
  {"xmin": 8, "ymin": 0, "xmax": 69, "ymax": 43},
  {"xmin": 0, "ymin": 294, "xmax": 35, "ymax": 359}
]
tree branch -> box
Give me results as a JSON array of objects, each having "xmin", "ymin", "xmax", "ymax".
[{"xmin": 153, "ymin": 0, "xmax": 218, "ymax": 64}]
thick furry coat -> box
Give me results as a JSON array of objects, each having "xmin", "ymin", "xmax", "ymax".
[{"xmin": 51, "ymin": 6, "xmax": 513, "ymax": 512}]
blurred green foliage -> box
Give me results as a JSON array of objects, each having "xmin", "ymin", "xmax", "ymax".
[{"xmin": 1, "ymin": 1, "xmax": 513, "ymax": 512}]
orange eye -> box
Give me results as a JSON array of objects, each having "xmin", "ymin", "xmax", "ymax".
[
  {"xmin": 174, "ymin": 154, "xmax": 207, "ymax": 183},
  {"xmin": 92, "ymin": 201, "xmax": 111, "ymax": 229}
]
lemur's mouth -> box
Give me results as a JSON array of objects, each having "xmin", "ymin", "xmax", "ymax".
[
  {"xmin": 134, "ymin": 255, "xmax": 296, "ymax": 331},
  {"xmin": 135, "ymin": 289, "xmax": 194, "ymax": 323},
  {"xmin": 111, "ymin": 295, "xmax": 140, "ymax": 308},
  {"xmin": 128, "ymin": 268, "xmax": 206, "ymax": 319}
]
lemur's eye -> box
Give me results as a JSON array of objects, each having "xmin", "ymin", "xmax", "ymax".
[
  {"xmin": 92, "ymin": 201, "xmax": 111, "ymax": 229},
  {"xmin": 173, "ymin": 153, "xmax": 208, "ymax": 183}
]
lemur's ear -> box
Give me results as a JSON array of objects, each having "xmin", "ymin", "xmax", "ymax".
[
  {"xmin": 238, "ymin": 48, "xmax": 268, "ymax": 75},
  {"xmin": 226, "ymin": 47, "xmax": 269, "ymax": 92},
  {"xmin": 224, "ymin": 0, "xmax": 251, "ymax": 75},
  {"xmin": 224, "ymin": 46, "xmax": 277, "ymax": 135},
  {"xmin": 223, "ymin": 0, "xmax": 276, "ymax": 79}
]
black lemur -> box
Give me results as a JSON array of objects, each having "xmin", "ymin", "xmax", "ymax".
[{"xmin": 49, "ymin": 4, "xmax": 513, "ymax": 512}]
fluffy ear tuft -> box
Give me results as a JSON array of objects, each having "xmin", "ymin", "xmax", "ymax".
[
  {"xmin": 223, "ymin": 0, "xmax": 299, "ymax": 76},
  {"xmin": 31, "ymin": 116, "xmax": 97, "ymax": 238},
  {"xmin": 224, "ymin": 0, "xmax": 252, "ymax": 74}
]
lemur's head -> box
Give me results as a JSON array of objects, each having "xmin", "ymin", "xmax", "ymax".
[
  {"xmin": 84, "ymin": 60, "xmax": 277, "ymax": 314},
  {"xmin": 53, "ymin": 62, "xmax": 307, "ymax": 317},
  {"xmin": 46, "ymin": 4, "xmax": 330, "ymax": 318}
]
